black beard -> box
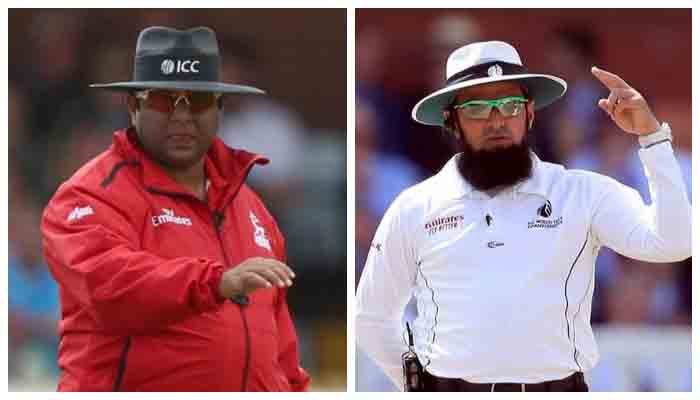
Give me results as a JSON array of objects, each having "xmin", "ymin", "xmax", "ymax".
[{"xmin": 457, "ymin": 133, "xmax": 533, "ymax": 191}]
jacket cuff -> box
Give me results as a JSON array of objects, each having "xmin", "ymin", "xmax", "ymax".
[
  {"xmin": 638, "ymin": 122, "xmax": 672, "ymax": 148},
  {"xmin": 289, "ymin": 370, "xmax": 312, "ymax": 391},
  {"xmin": 209, "ymin": 264, "xmax": 227, "ymax": 304}
]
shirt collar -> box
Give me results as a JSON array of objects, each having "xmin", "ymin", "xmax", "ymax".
[
  {"xmin": 112, "ymin": 128, "xmax": 269, "ymax": 205},
  {"xmin": 436, "ymin": 152, "xmax": 550, "ymax": 200},
  {"xmin": 514, "ymin": 153, "xmax": 549, "ymax": 198}
]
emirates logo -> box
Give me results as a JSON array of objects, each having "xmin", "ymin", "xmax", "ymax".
[
  {"xmin": 424, "ymin": 214, "xmax": 465, "ymax": 236},
  {"xmin": 152, "ymin": 208, "xmax": 192, "ymax": 227}
]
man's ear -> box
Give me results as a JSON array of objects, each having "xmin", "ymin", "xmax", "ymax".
[
  {"xmin": 443, "ymin": 110, "xmax": 460, "ymax": 139},
  {"xmin": 126, "ymin": 94, "xmax": 139, "ymax": 126},
  {"xmin": 442, "ymin": 110, "xmax": 451, "ymax": 130},
  {"xmin": 527, "ymin": 101, "xmax": 535, "ymax": 130}
]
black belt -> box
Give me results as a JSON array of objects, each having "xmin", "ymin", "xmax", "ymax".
[{"xmin": 425, "ymin": 371, "xmax": 587, "ymax": 392}]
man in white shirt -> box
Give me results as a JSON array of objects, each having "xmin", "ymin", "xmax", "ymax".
[{"xmin": 354, "ymin": 41, "xmax": 691, "ymax": 392}]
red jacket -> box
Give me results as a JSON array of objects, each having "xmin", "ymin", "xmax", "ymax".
[{"xmin": 41, "ymin": 129, "xmax": 310, "ymax": 392}]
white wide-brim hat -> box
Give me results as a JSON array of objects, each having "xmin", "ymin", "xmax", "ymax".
[{"xmin": 412, "ymin": 41, "xmax": 567, "ymax": 126}]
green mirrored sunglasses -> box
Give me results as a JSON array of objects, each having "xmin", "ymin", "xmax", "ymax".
[{"xmin": 453, "ymin": 96, "xmax": 528, "ymax": 120}]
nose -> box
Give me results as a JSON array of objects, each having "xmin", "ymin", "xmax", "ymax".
[
  {"xmin": 487, "ymin": 108, "xmax": 507, "ymax": 127},
  {"xmin": 170, "ymin": 96, "xmax": 194, "ymax": 124}
]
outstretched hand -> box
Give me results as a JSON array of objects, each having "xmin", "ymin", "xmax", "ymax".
[
  {"xmin": 219, "ymin": 257, "xmax": 295, "ymax": 298},
  {"xmin": 591, "ymin": 66, "xmax": 661, "ymax": 136}
]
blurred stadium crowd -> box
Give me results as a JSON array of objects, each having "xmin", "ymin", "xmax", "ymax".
[
  {"xmin": 9, "ymin": 9, "xmax": 346, "ymax": 391},
  {"xmin": 356, "ymin": 10, "xmax": 691, "ymax": 391}
]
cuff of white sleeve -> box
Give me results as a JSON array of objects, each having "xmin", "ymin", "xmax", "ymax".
[{"xmin": 638, "ymin": 122, "xmax": 672, "ymax": 149}]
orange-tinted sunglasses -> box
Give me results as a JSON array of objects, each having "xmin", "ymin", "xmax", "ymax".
[{"xmin": 134, "ymin": 89, "xmax": 222, "ymax": 114}]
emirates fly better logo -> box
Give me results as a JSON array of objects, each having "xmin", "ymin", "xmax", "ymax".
[{"xmin": 424, "ymin": 214, "xmax": 465, "ymax": 236}]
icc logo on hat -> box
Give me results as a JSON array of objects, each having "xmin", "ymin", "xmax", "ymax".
[
  {"xmin": 161, "ymin": 59, "xmax": 175, "ymax": 75},
  {"xmin": 90, "ymin": 27, "xmax": 266, "ymax": 95},
  {"xmin": 161, "ymin": 59, "xmax": 201, "ymax": 75},
  {"xmin": 488, "ymin": 64, "xmax": 503, "ymax": 78}
]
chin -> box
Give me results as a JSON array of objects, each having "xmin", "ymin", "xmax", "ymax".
[
  {"xmin": 163, "ymin": 150, "xmax": 202, "ymax": 169},
  {"xmin": 483, "ymin": 142, "xmax": 514, "ymax": 152}
]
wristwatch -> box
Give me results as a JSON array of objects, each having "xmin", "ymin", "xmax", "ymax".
[{"xmin": 638, "ymin": 122, "xmax": 672, "ymax": 149}]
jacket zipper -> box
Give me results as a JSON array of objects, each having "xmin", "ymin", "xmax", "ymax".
[
  {"xmin": 113, "ymin": 337, "xmax": 132, "ymax": 391},
  {"xmin": 145, "ymin": 185, "xmax": 253, "ymax": 391},
  {"xmin": 213, "ymin": 211, "xmax": 252, "ymax": 392}
]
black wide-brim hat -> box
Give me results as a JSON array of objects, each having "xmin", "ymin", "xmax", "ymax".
[
  {"xmin": 412, "ymin": 41, "xmax": 567, "ymax": 126},
  {"xmin": 90, "ymin": 26, "xmax": 265, "ymax": 95}
]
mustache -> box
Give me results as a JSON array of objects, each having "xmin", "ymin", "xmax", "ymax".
[
  {"xmin": 483, "ymin": 126, "xmax": 512, "ymax": 137},
  {"xmin": 458, "ymin": 134, "xmax": 533, "ymax": 191}
]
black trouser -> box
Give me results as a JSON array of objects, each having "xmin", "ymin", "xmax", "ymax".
[{"xmin": 423, "ymin": 371, "xmax": 588, "ymax": 392}]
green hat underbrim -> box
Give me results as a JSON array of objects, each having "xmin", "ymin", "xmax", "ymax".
[{"xmin": 412, "ymin": 74, "xmax": 567, "ymax": 127}]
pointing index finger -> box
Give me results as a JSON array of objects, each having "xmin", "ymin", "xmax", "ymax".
[{"xmin": 591, "ymin": 66, "xmax": 630, "ymax": 90}]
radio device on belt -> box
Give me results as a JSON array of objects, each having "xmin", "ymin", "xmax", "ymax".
[{"xmin": 402, "ymin": 322, "xmax": 425, "ymax": 391}]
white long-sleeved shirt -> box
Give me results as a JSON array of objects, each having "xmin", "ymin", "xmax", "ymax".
[{"xmin": 355, "ymin": 126, "xmax": 691, "ymax": 389}]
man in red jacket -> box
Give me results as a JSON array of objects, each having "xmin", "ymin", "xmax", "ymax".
[{"xmin": 41, "ymin": 26, "xmax": 310, "ymax": 391}]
